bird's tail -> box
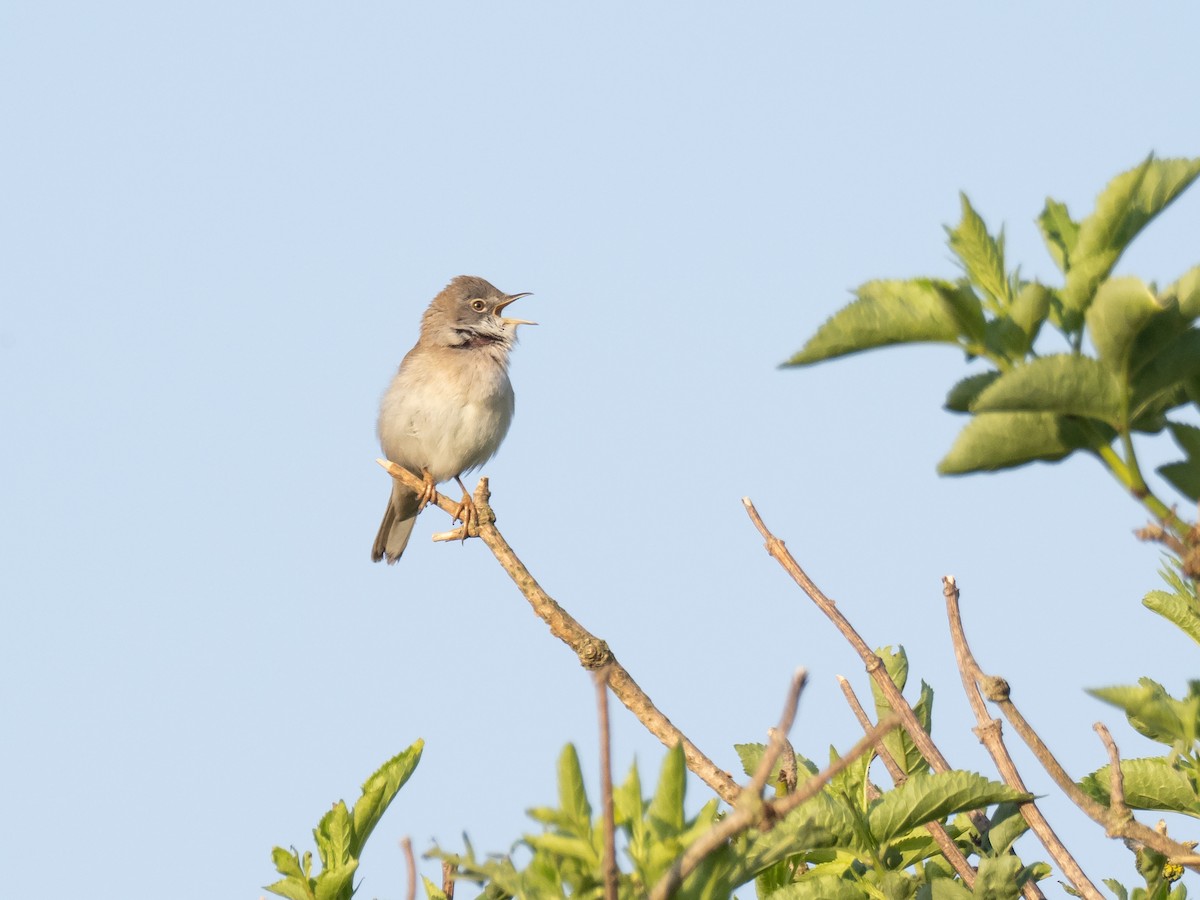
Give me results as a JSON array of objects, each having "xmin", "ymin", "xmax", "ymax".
[{"xmin": 371, "ymin": 481, "xmax": 421, "ymax": 564}]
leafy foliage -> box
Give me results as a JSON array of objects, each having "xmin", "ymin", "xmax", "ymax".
[{"xmin": 266, "ymin": 740, "xmax": 424, "ymax": 900}]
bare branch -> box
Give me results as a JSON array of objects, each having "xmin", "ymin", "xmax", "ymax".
[
  {"xmin": 649, "ymin": 715, "xmax": 900, "ymax": 900},
  {"xmin": 400, "ymin": 837, "xmax": 416, "ymax": 900},
  {"xmin": 594, "ymin": 666, "xmax": 619, "ymax": 900},
  {"xmin": 944, "ymin": 576, "xmax": 1200, "ymax": 871},
  {"xmin": 1094, "ymin": 723, "xmax": 1127, "ymax": 814},
  {"xmin": 441, "ymin": 861, "xmax": 455, "ymax": 900},
  {"xmin": 837, "ymin": 675, "xmax": 978, "ymax": 889},
  {"xmin": 378, "ymin": 460, "xmax": 742, "ymax": 804}
]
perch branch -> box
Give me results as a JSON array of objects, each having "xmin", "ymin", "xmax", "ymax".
[{"xmin": 377, "ymin": 460, "xmax": 741, "ymax": 804}]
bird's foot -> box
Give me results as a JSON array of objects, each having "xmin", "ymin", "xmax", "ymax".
[
  {"xmin": 452, "ymin": 476, "xmax": 478, "ymax": 541},
  {"xmin": 416, "ymin": 468, "xmax": 439, "ymax": 508}
]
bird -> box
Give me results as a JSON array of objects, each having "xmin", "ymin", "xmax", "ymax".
[{"xmin": 372, "ymin": 275, "xmax": 535, "ymax": 564}]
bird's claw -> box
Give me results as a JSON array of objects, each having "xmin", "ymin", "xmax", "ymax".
[
  {"xmin": 416, "ymin": 468, "xmax": 438, "ymax": 509},
  {"xmin": 452, "ymin": 491, "xmax": 478, "ymax": 542}
]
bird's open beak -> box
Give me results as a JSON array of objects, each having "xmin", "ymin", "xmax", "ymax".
[{"xmin": 495, "ymin": 292, "xmax": 537, "ymax": 326}]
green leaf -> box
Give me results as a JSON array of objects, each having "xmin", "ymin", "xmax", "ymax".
[
  {"xmin": 947, "ymin": 193, "xmax": 1010, "ymax": 308},
  {"xmin": 768, "ymin": 873, "xmax": 868, "ymax": 899},
  {"xmin": 1079, "ymin": 757, "xmax": 1200, "ymax": 817},
  {"xmin": 1037, "ymin": 197, "xmax": 1080, "ymax": 273},
  {"xmin": 350, "ymin": 740, "xmax": 423, "ymax": 857},
  {"xmin": 1062, "ymin": 155, "xmax": 1200, "ymax": 315},
  {"xmin": 945, "ymin": 371, "xmax": 1001, "ymax": 412},
  {"xmin": 784, "ymin": 280, "xmax": 975, "ymax": 365},
  {"xmin": 648, "ymin": 742, "xmax": 686, "ymax": 833},
  {"xmin": 971, "ymin": 354, "xmax": 1123, "ymax": 427},
  {"xmin": 1144, "ymin": 590, "xmax": 1200, "ymax": 646},
  {"xmin": 314, "ymin": 801, "xmax": 353, "ymax": 870},
  {"xmin": 1086, "ymin": 277, "xmax": 1163, "ymax": 374},
  {"xmin": 1009, "ymin": 281, "xmax": 1053, "ymax": 343},
  {"xmin": 271, "ymin": 847, "xmax": 308, "ymax": 881},
  {"xmin": 1164, "ymin": 265, "xmax": 1200, "ymax": 319},
  {"xmin": 983, "ymin": 802, "xmax": 1030, "ymax": 855},
  {"xmin": 421, "ymin": 875, "xmax": 447, "ymax": 900},
  {"xmin": 868, "ymin": 771, "xmax": 1030, "ymax": 843},
  {"xmin": 1131, "ymin": 329, "xmax": 1200, "ymax": 419},
  {"xmin": 1088, "ymin": 679, "xmax": 1192, "ymax": 746},
  {"xmin": 921, "ymin": 879, "xmax": 975, "ymax": 900},
  {"xmin": 264, "ymin": 877, "xmax": 317, "ymax": 900},
  {"xmin": 1169, "ymin": 421, "xmax": 1200, "ymax": 457},
  {"xmin": 555, "ymin": 744, "xmax": 593, "ymax": 834},
  {"xmin": 313, "ymin": 862, "xmax": 358, "ymax": 900},
  {"xmin": 973, "ymin": 854, "xmax": 1036, "ymax": 899},
  {"xmin": 1159, "ymin": 457, "xmax": 1200, "ymax": 502},
  {"xmin": 938, "ymin": 411, "xmax": 1093, "ymax": 474},
  {"xmin": 869, "ymin": 647, "xmax": 932, "ymax": 778}
]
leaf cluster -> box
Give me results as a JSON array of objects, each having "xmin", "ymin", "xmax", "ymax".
[
  {"xmin": 786, "ymin": 155, "xmax": 1200, "ymax": 500},
  {"xmin": 265, "ymin": 740, "xmax": 424, "ymax": 900}
]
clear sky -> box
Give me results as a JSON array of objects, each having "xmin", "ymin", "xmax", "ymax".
[{"xmin": 3, "ymin": 3, "xmax": 1199, "ymax": 898}]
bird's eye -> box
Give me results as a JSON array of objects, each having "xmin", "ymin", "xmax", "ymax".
[{"xmin": 470, "ymin": 299, "xmax": 487, "ymax": 312}]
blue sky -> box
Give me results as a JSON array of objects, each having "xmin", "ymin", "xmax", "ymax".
[{"xmin": 3, "ymin": 3, "xmax": 1199, "ymax": 897}]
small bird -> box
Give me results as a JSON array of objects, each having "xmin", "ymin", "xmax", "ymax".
[{"xmin": 372, "ymin": 276, "xmax": 535, "ymax": 564}]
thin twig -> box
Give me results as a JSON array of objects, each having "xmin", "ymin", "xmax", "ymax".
[
  {"xmin": 649, "ymin": 715, "xmax": 901, "ymax": 900},
  {"xmin": 742, "ymin": 499, "xmax": 1046, "ymax": 900},
  {"xmin": 837, "ymin": 675, "xmax": 977, "ymax": 888},
  {"xmin": 594, "ymin": 666, "xmax": 619, "ymax": 900},
  {"xmin": 745, "ymin": 668, "xmax": 808, "ymax": 801},
  {"xmin": 1094, "ymin": 723, "xmax": 1127, "ymax": 813},
  {"xmin": 944, "ymin": 576, "xmax": 1200, "ymax": 870},
  {"xmin": 400, "ymin": 837, "xmax": 416, "ymax": 900},
  {"xmin": 378, "ymin": 460, "xmax": 742, "ymax": 804},
  {"xmin": 441, "ymin": 861, "xmax": 455, "ymax": 900},
  {"xmin": 943, "ymin": 576, "xmax": 1095, "ymax": 898}
]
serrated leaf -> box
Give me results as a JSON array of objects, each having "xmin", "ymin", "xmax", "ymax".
[
  {"xmin": 1038, "ymin": 197, "xmax": 1080, "ymax": 273},
  {"xmin": 313, "ymin": 862, "xmax": 357, "ymax": 900},
  {"xmin": 984, "ymin": 802, "xmax": 1030, "ymax": 855},
  {"xmin": 524, "ymin": 832, "xmax": 601, "ymax": 864},
  {"xmin": 555, "ymin": 744, "xmax": 592, "ymax": 834},
  {"xmin": 271, "ymin": 847, "xmax": 307, "ymax": 880},
  {"xmin": 784, "ymin": 280, "xmax": 974, "ymax": 365},
  {"xmin": 939, "ymin": 412, "xmax": 1088, "ymax": 474},
  {"xmin": 1169, "ymin": 421, "xmax": 1200, "ymax": 456},
  {"xmin": 1103, "ymin": 879, "xmax": 1130, "ymax": 900},
  {"xmin": 767, "ymin": 873, "xmax": 867, "ymax": 899},
  {"xmin": 315, "ymin": 801, "xmax": 353, "ymax": 870},
  {"xmin": 1165, "ymin": 265, "xmax": 1200, "ymax": 319},
  {"xmin": 971, "ymin": 354, "xmax": 1124, "ymax": 427},
  {"xmin": 1079, "ymin": 757, "xmax": 1200, "ymax": 818},
  {"xmin": 1010, "ymin": 281, "xmax": 1053, "ymax": 342},
  {"xmin": 1086, "ymin": 277, "xmax": 1163, "ymax": 374},
  {"xmin": 1088, "ymin": 679, "xmax": 1190, "ymax": 745},
  {"xmin": 1131, "ymin": 329, "xmax": 1200, "ymax": 418},
  {"xmin": 948, "ymin": 193, "xmax": 1010, "ymax": 308},
  {"xmin": 945, "ymin": 371, "xmax": 1001, "ymax": 412},
  {"xmin": 974, "ymin": 854, "xmax": 1035, "ymax": 899},
  {"xmin": 868, "ymin": 648, "xmax": 932, "ymax": 777},
  {"xmin": 1144, "ymin": 590, "xmax": 1200, "ymax": 646},
  {"xmin": 867, "ymin": 771, "xmax": 1030, "ymax": 843},
  {"xmin": 613, "ymin": 761, "xmax": 643, "ymax": 827},
  {"xmin": 264, "ymin": 877, "xmax": 318, "ymax": 900},
  {"xmin": 648, "ymin": 742, "xmax": 686, "ymax": 833},
  {"xmin": 922, "ymin": 879, "xmax": 975, "ymax": 900},
  {"xmin": 350, "ymin": 740, "xmax": 423, "ymax": 857},
  {"xmin": 1062, "ymin": 155, "xmax": 1200, "ymax": 314},
  {"xmin": 1159, "ymin": 461, "xmax": 1200, "ymax": 502}
]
